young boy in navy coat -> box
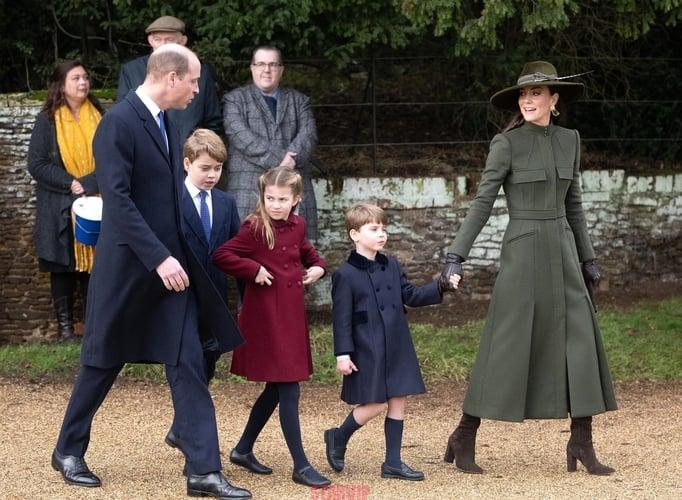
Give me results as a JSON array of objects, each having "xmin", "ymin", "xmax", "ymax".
[
  {"xmin": 166, "ymin": 128, "xmax": 241, "ymax": 450},
  {"xmin": 325, "ymin": 203, "xmax": 460, "ymax": 480}
]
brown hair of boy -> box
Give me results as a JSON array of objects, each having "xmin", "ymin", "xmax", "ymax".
[
  {"xmin": 183, "ymin": 128, "xmax": 227, "ymax": 163},
  {"xmin": 344, "ymin": 203, "xmax": 388, "ymax": 241}
]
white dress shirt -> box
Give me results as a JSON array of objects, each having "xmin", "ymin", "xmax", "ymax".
[{"xmin": 184, "ymin": 176, "xmax": 213, "ymax": 227}]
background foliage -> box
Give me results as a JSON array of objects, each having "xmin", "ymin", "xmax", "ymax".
[{"xmin": 1, "ymin": 0, "xmax": 680, "ymax": 165}]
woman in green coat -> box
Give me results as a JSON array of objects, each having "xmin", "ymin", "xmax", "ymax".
[{"xmin": 441, "ymin": 61, "xmax": 617, "ymax": 475}]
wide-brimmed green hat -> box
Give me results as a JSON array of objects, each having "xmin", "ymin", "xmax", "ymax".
[{"xmin": 490, "ymin": 61, "xmax": 585, "ymax": 111}]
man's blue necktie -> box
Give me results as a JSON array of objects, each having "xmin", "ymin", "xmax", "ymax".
[
  {"xmin": 199, "ymin": 191, "xmax": 211, "ymax": 242},
  {"xmin": 158, "ymin": 111, "xmax": 168, "ymax": 151},
  {"xmin": 263, "ymin": 95, "xmax": 277, "ymax": 119}
]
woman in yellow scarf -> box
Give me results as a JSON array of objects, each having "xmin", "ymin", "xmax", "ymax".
[{"xmin": 27, "ymin": 60, "xmax": 103, "ymax": 341}]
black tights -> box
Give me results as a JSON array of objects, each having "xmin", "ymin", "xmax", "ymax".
[
  {"xmin": 234, "ymin": 382, "xmax": 310, "ymax": 470},
  {"xmin": 51, "ymin": 272, "xmax": 89, "ymax": 305}
]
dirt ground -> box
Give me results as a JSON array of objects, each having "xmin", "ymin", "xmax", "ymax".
[{"xmin": 0, "ymin": 378, "xmax": 680, "ymax": 500}]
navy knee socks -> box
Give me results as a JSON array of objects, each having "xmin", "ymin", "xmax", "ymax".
[
  {"xmin": 336, "ymin": 410, "xmax": 362, "ymax": 447},
  {"xmin": 384, "ymin": 417, "xmax": 404, "ymax": 467}
]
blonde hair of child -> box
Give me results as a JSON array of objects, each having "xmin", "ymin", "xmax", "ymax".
[
  {"xmin": 183, "ymin": 128, "xmax": 227, "ymax": 163},
  {"xmin": 344, "ymin": 203, "xmax": 388, "ymax": 241},
  {"xmin": 249, "ymin": 166, "xmax": 303, "ymax": 249}
]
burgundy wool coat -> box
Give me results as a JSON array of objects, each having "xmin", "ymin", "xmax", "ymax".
[{"xmin": 212, "ymin": 213, "xmax": 325, "ymax": 382}]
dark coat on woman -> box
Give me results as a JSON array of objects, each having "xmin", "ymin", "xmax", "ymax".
[
  {"xmin": 27, "ymin": 110, "xmax": 98, "ymax": 267},
  {"xmin": 448, "ymin": 122, "xmax": 617, "ymax": 422},
  {"xmin": 81, "ymin": 91, "xmax": 242, "ymax": 368},
  {"xmin": 331, "ymin": 251, "xmax": 443, "ymax": 404},
  {"xmin": 212, "ymin": 213, "xmax": 325, "ymax": 382}
]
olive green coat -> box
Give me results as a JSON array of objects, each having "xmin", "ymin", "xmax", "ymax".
[{"xmin": 450, "ymin": 122, "xmax": 617, "ymax": 422}]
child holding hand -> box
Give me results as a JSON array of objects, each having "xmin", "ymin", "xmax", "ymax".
[{"xmin": 325, "ymin": 203, "xmax": 459, "ymax": 480}]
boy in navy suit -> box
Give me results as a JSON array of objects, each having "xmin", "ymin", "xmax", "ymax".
[
  {"xmin": 324, "ymin": 203, "xmax": 460, "ymax": 481},
  {"xmin": 165, "ymin": 128, "xmax": 241, "ymax": 450}
]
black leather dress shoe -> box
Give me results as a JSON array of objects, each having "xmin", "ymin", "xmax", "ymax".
[
  {"xmin": 292, "ymin": 465, "xmax": 331, "ymax": 488},
  {"xmin": 165, "ymin": 430, "xmax": 183, "ymax": 452},
  {"xmin": 380, "ymin": 462, "xmax": 425, "ymax": 481},
  {"xmin": 187, "ymin": 472, "xmax": 251, "ymax": 499},
  {"xmin": 229, "ymin": 448, "xmax": 273, "ymax": 475},
  {"xmin": 51, "ymin": 449, "xmax": 101, "ymax": 487},
  {"xmin": 324, "ymin": 428, "xmax": 346, "ymax": 472}
]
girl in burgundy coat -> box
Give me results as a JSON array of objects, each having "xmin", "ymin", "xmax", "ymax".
[{"xmin": 212, "ymin": 166, "xmax": 331, "ymax": 488}]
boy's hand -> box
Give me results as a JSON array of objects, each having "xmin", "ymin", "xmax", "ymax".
[
  {"xmin": 302, "ymin": 265, "xmax": 324, "ymax": 285},
  {"xmin": 255, "ymin": 266, "xmax": 274, "ymax": 286},
  {"xmin": 336, "ymin": 357, "xmax": 358, "ymax": 376}
]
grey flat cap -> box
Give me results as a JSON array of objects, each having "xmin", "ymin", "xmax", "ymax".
[{"xmin": 145, "ymin": 16, "xmax": 185, "ymax": 34}]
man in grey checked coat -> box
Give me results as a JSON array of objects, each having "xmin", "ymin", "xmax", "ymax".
[{"xmin": 223, "ymin": 46, "xmax": 318, "ymax": 240}]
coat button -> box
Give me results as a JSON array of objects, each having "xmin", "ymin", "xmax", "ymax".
[
  {"xmin": 380, "ymin": 305, "xmax": 385, "ymax": 311},
  {"xmin": 282, "ymin": 246, "xmax": 287, "ymax": 251},
  {"xmin": 279, "ymin": 228, "xmax": 284, "ymax": 233},
  {"xmin": 287, "ymin": 281, "xmax": 292, "ymax": 287},
  {"xmin": 387, "ymin": 284, "xmax": 392, "ymax": 290},
  {"xmin": 392, "ymin": 304, "xmax": 396, "ymax": 309},
  {"xmin": 294, "ymin": 244, "xmax": 298, "ymax": 249},
  {"xmin": 376, "ymin": 287, "xmax": 380, "ymax": 292},
  {"xmin": 284, "ymin": 264, "xmax": 289, "ymax": 269},
  {"xmin": 381, "ymin": 266, "xmax": 386, "ymax": 271},
  {"xmin": 296, "ymin": 281, "xmax": 302, "ymax": 286}
]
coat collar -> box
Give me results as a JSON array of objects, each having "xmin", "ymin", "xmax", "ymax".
[
  {"xmin": 272, "ymin": 212, "xmax": 298, "ymax": 228},
  {"xmin": 347, "ymin": 250, "xmax": 388, "ymax": 269}
]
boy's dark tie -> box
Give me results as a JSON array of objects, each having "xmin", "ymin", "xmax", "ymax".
[{"xmin": 199, "ymin": 191, "xmax": 211, "ymax": 242}]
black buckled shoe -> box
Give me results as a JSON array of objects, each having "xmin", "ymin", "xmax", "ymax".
[
  {"xmin": 187, "ymin": 471, "xmax": 251, "ymax": 499},
  {"xmin": 292, "ymin": 465, "xmax": 331, "ymax": 488},
  {"xmin": 229, "ymin": 448, "xmax": 273, "ymax": 475},
  {"xmin": 324, "ymin": 428, "xmax": 346, "ymax": 472},
  {"xmin": 380, "ymin": 461, "xmax": 425, "ymax": 481},
  {"xmin": 51, "ymin": 449, "xmax": 101, "ymax": 487},
  {"xmin": 165, "ymin": 430, "xmax": 184, "ymax": 452}
]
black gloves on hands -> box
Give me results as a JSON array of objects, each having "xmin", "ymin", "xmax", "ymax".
[
  {"xmin": 581, "ymin": 259, "xmax": 601, "ymax": 312},
  {"xmin": 439, "ymin": 253, "xmax": 464, "ymax": 294}
]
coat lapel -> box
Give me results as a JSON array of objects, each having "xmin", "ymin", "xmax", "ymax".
[
  {"xmin": 249, "ymin": 84, "xmax": 277, "ymax": 124},
  {"xmin": 209, "ymin": 193, "xmax": 225, "ymax": 251},
  {"xmin": 182, "ymin": 188, "xmax": 210, "ymax": 248},
  {"xmin": 127, "ymin": 92, "xmax": 171, "ymax": 163},
  {"xmin": 275, "ymin": 87, "xmax": 289, "ymax": 127}
]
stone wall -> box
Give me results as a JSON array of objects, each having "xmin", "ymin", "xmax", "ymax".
[{"xmin": 1, "ymin": 96, "xmax": 680, "ymax": 342}]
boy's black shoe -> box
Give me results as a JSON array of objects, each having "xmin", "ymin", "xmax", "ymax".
[
  {"xmin": 380, "ymin": 461, "xmax": 425, "ymax": 481},
  {"xmin": 324, "ymin": 428, "xmax": 346, "ymax": 472},
  {"xmin": 292, "ymin": 465, "xmax": 331, "ymax": 488},
  {"xmin": 229, "ymin": 448, "xmax": 273, "ymax": 475},
  {"xmin": 165, "ymin": 430, "xmax": 183, "ymax": 452}
]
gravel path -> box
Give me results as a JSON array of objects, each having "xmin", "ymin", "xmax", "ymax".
[{"xmin": 0, "ymin": 378, "xmax": 679, "ymax": 499}]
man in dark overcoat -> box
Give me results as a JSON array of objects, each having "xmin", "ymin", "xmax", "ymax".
[
  {"xmin": 223, "ymin": 45, "xmax": 319, "ymax": 240},
  {"xmin": 117, "ymin": 15, "xmax": 222, "ymax": 144},
  {"xmin": 51, "ymin": 44, "xmax": 250, "ymax": 499}
]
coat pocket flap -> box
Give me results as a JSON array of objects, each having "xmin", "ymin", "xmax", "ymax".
[
  {"xmin": 352, "ymin": 311, "xmax": 368, "ymax": 325},
  {"xmin": 510, "ymin": 169, "xmax": 547, "ymax": 184},
  {"xmin": 557, "ymin": 166, "xmax": 574, "ymax": 180}
]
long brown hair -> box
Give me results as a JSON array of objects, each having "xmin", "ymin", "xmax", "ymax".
[
  {"xmin": 502, "ymin": 85, "xmax": 566, "ymax": 132},
  {"xmin": 248, "ymin": 166, "xmax": 303, "ymax": 249},
  {"xmin": 43, "ymin": 59, "xmax": 103, "ymax": 119}
]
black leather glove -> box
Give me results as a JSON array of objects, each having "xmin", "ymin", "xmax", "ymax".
[
  {"xmin": 439, "ymin": 253, "xmax": 464, "ymax": 293},
  {"xmin": 581, "ymin": 260, "xmax": 601, "ymax": 312}
]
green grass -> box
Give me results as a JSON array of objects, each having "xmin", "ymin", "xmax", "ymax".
[{"xmin": 1, "ymin": 298, "xmax": 679, "ymax": 384}]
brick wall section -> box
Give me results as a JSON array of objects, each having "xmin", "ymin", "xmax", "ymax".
[{"xmin": 1, "ymin": 96, "xmax": 681, "ymax": 342}]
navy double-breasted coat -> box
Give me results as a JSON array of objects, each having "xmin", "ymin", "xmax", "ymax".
[
  {"xmin": 331, "ymin": 251, "xmax": 443, "ymax": 404},
  {"xmin": 81, "ymin": 91, "xmax": 242, "ymax": 369}
]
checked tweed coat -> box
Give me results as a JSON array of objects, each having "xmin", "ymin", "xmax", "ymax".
[
  {"xmin": 449, "ymin": 121, "xmax": 617, "ymax": 422},
  {"xmin": 223, "ymin": 84, "xmax": 318, "ymax": 240}
]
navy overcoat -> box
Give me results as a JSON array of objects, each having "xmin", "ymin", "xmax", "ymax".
[
  {"xmin": 181, "ymin": 187, "xmax": 241, "ymax": 303},
  {"xmin": 331, "ymin": 251, "xmax": 442, "ymax": 404},
  {"xmin": 81, "ymin": 91, "xmax": 242, "ymax": 368}
]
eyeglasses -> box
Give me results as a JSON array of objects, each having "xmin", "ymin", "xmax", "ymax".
[{"xmin": 251, "ymin": 62, "xmax": 283, "ymax": 70}]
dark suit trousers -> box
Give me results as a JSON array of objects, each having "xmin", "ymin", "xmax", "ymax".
[{"xmin": 55, "ymin": 292, "xmax": 221, "ymax": 475}]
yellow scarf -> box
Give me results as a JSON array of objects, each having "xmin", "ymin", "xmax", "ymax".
[{"xmin": 55, "ymin": 100, "xmax": 101, "ymax": 273}]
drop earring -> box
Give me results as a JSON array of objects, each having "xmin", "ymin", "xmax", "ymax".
[{"xmin": 550, "ymin": 104, "xmax": 560, "ymax": 117}]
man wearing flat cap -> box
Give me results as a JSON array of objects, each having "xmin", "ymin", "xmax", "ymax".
[{"xmin": 117, "ymin": 15, "xmax": 222, "ymax": 143}]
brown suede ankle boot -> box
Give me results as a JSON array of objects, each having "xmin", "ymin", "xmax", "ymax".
[
  {"xmin": 444, "ymin": 413, "xmax": 484, "ymax": 473},
  {"xmin": 566, "ymin": 416, "xmax": 615, "ymax": 475}
]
